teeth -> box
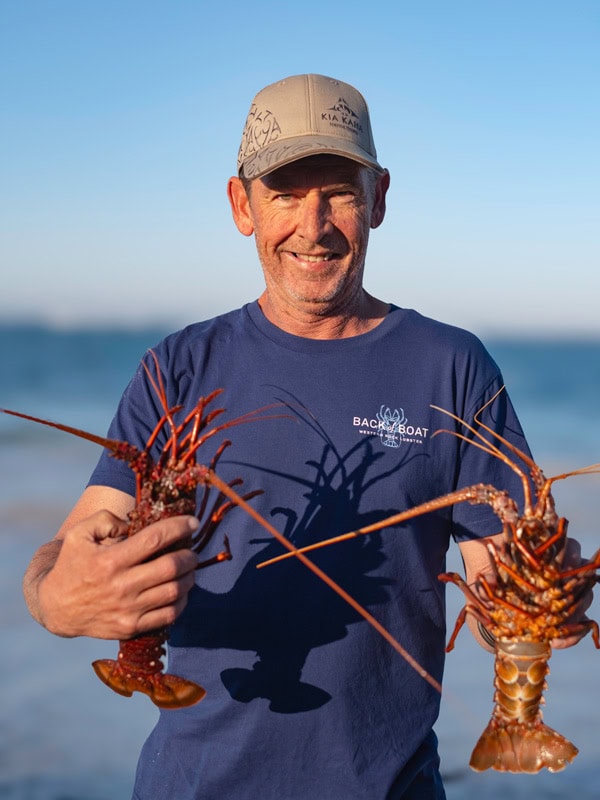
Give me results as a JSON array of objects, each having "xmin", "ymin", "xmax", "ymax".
[{"xmin": 297, "ymin": 253, "xmax": 331, "ymax": 262}]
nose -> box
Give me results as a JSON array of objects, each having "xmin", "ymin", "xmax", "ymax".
[{"xmin": 295, "ymin": 192, "xmax": 333, "ymax": 242}]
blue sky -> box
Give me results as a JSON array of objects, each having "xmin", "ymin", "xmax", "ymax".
[{"xmin": 2, "ymin": 0, "xmax": 598, "ymax": 336}]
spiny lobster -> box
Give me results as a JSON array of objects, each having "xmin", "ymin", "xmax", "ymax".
[
  {"xmin": 4, "ymin": 351, "xmax": 270, "ymax": 708},
  {"xmin": 257, "ymin": 390, "xmax": 600, "ymax": 773}
]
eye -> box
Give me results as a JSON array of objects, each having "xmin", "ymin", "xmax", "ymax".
[
  {"xmin": 330, "ymin": 189, "xmax": 357, "ymax": 203},
  {"xmin": 272, "ymin": 193, "xmax": 296, "ymax": 204}
]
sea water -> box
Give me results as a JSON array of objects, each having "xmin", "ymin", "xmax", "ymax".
[{"xmin": 0, "ymin": 326, "xmax": 599, "ymax": 799}]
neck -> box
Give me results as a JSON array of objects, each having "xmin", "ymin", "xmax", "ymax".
[{"xmin": 257, "ymin": 290, "xmax": 390, "ymax": 339}]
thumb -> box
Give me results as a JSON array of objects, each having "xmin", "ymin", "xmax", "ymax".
[{"xmin": 64, "ymin": 509, "xmax": 131, "ymax": 546}]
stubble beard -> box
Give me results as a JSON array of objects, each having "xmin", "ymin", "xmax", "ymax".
[{"xmin": 281, "ymin": 262, "xmax": 367, "ymax": 317}]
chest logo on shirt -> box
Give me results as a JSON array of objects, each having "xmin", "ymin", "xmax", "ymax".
[{"xmin": 353, "ymin": 405, "xmax": 429, "ymax": 448}]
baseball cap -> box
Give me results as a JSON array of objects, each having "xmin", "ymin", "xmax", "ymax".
[{"xmin": 237, "ymin": 74, "xmax": 383, "ymax": 180}]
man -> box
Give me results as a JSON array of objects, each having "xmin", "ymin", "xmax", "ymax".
[{"xmin": 22, "ymin": 74, "xmax": 590, "ymax": 799}]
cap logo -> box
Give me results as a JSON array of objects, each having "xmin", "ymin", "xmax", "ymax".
[
  {"xmin": 238, "ymin": 104, "xmax": 281, "ymax": 164},
  {"xmin": 322, "ymin": 97, "xmax": 362, "ymax": 136}
]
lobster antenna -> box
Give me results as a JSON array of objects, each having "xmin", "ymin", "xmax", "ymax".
[
  {"xmin": 431, "ymin": 395, "xmax": 534, "ymax": 512},
  {"xmin": 0, "ymin": 408, "xmax": 128, "ymax": 453},
  {"xmin": 256, "ymin": 487, "xmax": 490, "ymax": 570},
  {"xmin": 142, "ymin": 352, "xmax": 181, "ymax": 460}
]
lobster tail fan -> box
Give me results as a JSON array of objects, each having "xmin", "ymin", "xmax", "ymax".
[
  {"xmin": 92, "ymin": 657, "xmax": 206, "ymax": 709},
  {"xmin": 470, "ymin": 720, "xmax": 578, "ymax": 773}
]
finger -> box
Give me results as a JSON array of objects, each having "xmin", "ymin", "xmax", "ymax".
[
  {"xmin": 552, "ymin": 612, "xmax": 595, "ymax": 649},
  {"xmin": 134, "ymin": 570, "xmax": 198, "ymax": 632},
  {"xmin": 123, "ymin": 544, "xmax": 199, "ymax": 612},
  {"xmin": 64, "ymin": 509, "xmax": 130, "ymax": 545},
  {"xmin": 124, "ymin": 556, "xmax": 199, "ymax": 634},
  {"xmin": 132, "ymin": 595, "xmax": 191, "ymax": 634},
  {"xmin": 552, "ymin": 631, "xmax": 587, "ymax": 649},
  {"xmin": 576, "ymin": 591, "xmax": 594, "ymax": 617},
  {"xmin": 118, "ymin": 516, "xmax": 201, "ymax": 566},
  {"xmin": 134, "ymin": 546, "xmax": 198, "ymax": 589},
  {"xmin": 561, "ymin": 536, "xmax": 582, "ymax": 567}
]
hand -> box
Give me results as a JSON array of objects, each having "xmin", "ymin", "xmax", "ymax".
[
  {"xmin": 36, "ymin": 511, "xmax": 200, "ymax": 640},
  {"xmin": 552, "ymin": 536, "xmax": 596, "ymax": 650}
]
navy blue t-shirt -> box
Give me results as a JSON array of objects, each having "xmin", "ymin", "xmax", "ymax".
[{"xmin": 89, "ymin": 302, "xmax": 530, "ymax": 799}]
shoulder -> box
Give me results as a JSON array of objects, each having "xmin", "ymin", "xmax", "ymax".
[
  {"xmin": 137, "ymin": 305, "xmax": 252, "ymax": 378},
  {"xmin": 393, "ymin": 306, "xmax": 487, "ymax": 349},
  {"xmin": 125, "ymin": 304, "xmax": 263, "ymax": 412},
  {"xmin": 156, "ymin": 306, "xmax": 248, "ymax": 357},
  {"xmin": 388, "ymin": 307, "xmax": 497, "ymax": 372}
]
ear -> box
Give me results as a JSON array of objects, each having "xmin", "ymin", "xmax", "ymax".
[
  {"xmin": 370, "ymin": 169, "xmax": 390, "ymax": 230},
  {"xmin": 228, "ymin": 177, "xmax": 254, "ymax": 237}
]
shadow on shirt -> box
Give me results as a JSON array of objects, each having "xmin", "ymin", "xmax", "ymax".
[{"xmin": 169, "ymin": 418, "xmax": 427, "ymax": 714}]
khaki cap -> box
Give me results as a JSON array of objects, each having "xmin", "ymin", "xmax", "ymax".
[{"xmin": 237, "ymin": 73, "xmax": 383, "ymax": 179}]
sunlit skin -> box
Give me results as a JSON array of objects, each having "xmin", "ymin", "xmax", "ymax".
[{"xmin": 228, "ymin": 155, "xmax": 391, "ymax": 339}]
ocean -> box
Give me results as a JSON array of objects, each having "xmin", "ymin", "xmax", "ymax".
[{"xmin": 0, "ymin": 324, "xmax": 599, "ymax": 800}]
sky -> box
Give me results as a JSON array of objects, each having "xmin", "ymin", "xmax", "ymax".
[{"xmin": 1, "ymin": 0, "xmax": 598, "ymax": 337}]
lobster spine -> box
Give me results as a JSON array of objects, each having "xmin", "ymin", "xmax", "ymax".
[{"xmin": 469, "ymin": 640, "xmax": 578, "ymax": 773}]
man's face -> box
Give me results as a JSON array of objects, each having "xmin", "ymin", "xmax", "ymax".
[{"xmin": 231, "ymin": 155, "xmax": 387, "ymax": 319}]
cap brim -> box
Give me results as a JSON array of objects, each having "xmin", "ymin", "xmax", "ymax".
[{"xmin": 240, "ymin": 135, "xmax": 383, "ymax": 179}]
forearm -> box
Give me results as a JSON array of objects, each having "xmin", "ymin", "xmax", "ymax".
[
  {"xmin": 22, "ymin": 539, "xmax": 65, "ymax": 632},
  {"xmin": 458, "ymin": 533, "xmax": 502, "ymax": 653}
]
